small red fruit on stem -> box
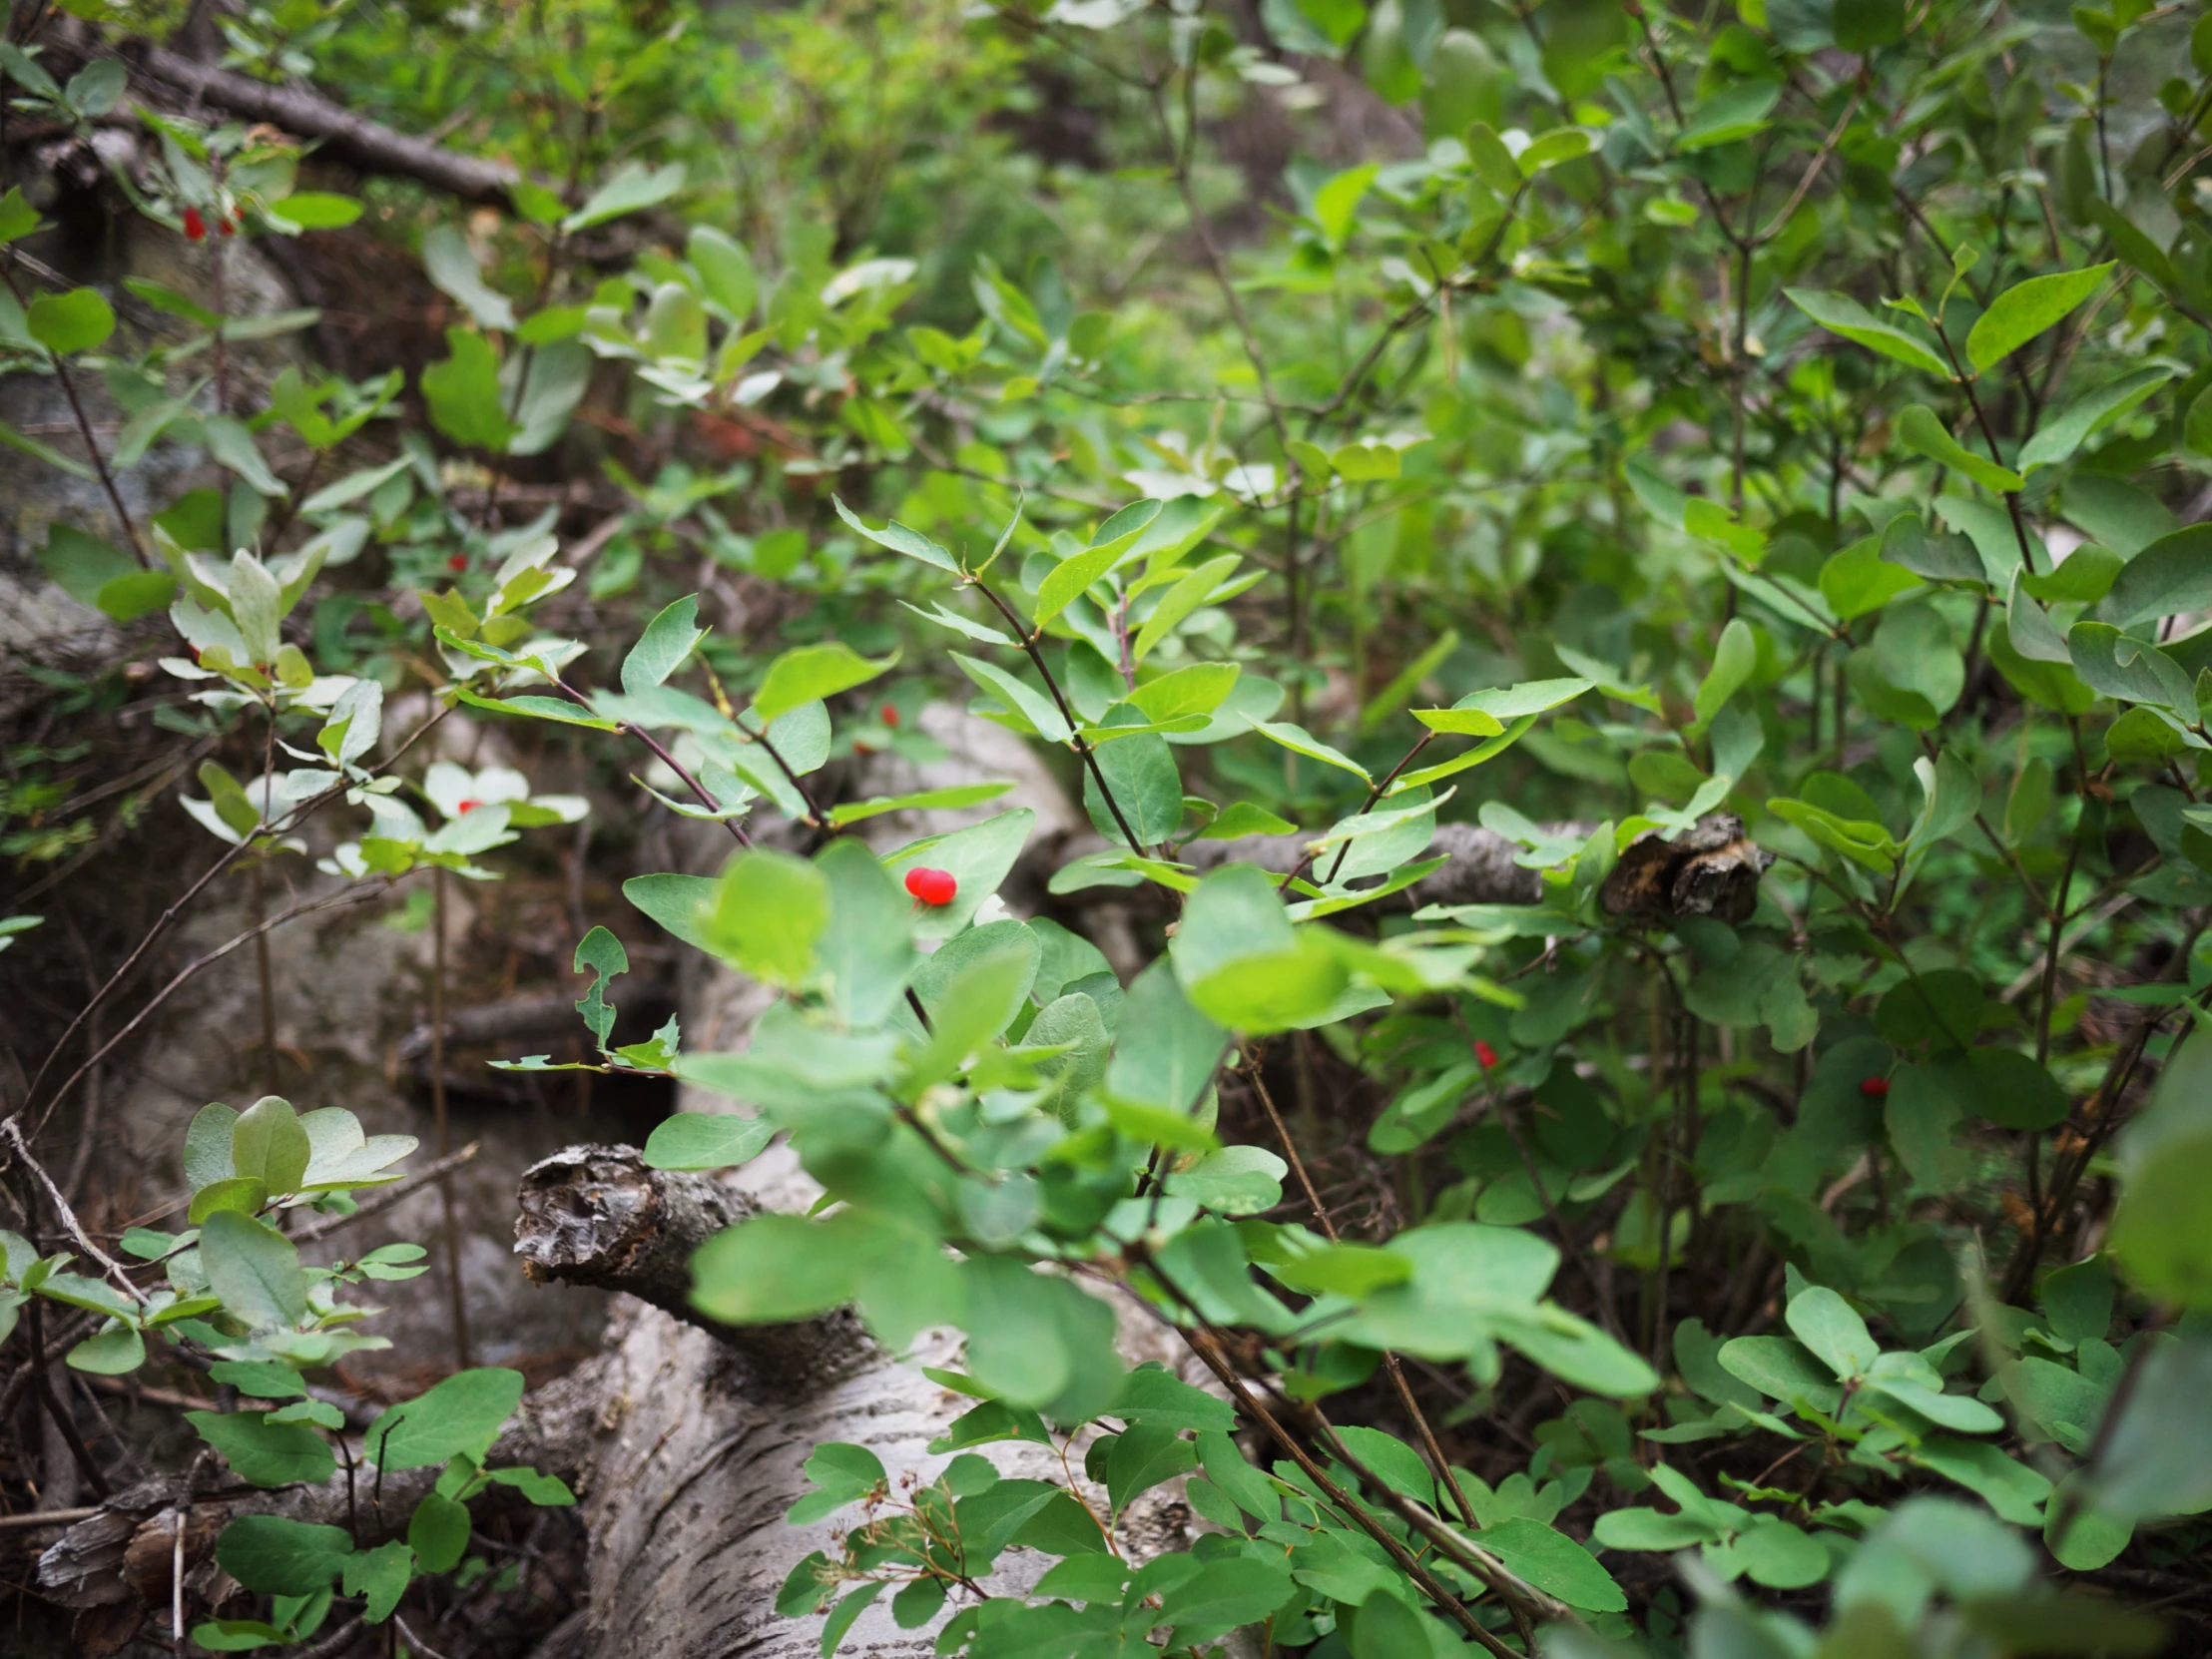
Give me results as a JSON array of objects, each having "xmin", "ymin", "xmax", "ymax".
[
  {"xmin": 1860, "ymin": 1077, "xmax": 1891, "ymax": 1098},
  {"xmin": 183, "ymin": 207, "xmax": 207, "ymax": 241},
  {"xmin": 881, "ymin": 703, "xmax": 900, "ymax": 727},
  {"xmin": 447, "ymin": 553, "xmax": 468, "ymax": 572},
  {"xmin": 1474, "ymin": 1039, "xmax": 1498, "ymax": 1069},
  {"xmin": 904, "ymin": 866, "xmax": 957, "ymax": 906}
]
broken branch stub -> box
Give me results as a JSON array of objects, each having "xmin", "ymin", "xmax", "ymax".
[{"xmin": 513, "ymin": 1144, "xmax": 874, "ymax": 1396}]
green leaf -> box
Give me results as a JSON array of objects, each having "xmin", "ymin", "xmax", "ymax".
[
  {"xmin": 642, "ymin": 1112, "xmax": 775, "ymax": 1171},
  {"xmin": 622, "ymin": 595, "xmax": 706, "ymax": 694},
  {"xmin": 0, "ymin": 186, "xmax": 43, "ymax": 245},
  {"xmin": 1786, "ymin": 288, "xmax": 1951, "ymax": 376},
  {"xmin": 232, "ymin": 1095, "xmax": 311, "ymax": 1193},
  {"xmin": 705, "ymin": 849, "xmax": 828, "ymax": 987},
  {"xmin": 692, "ymin": 1211, "xmax": 885, "ymax": 1324},
  {"xmin": 0, "ymin": 416, "xmax": 96, "ymax": 480},
  {"xmin": 1104, "ymin": 959, "xmax": 1228, "ymax": 1117},
  {"xmin": 2101, "ymin": 524, "xmax": 2212, "ymax": 628},
  {"xmin": 1785, "ymin": 1286, "xmax": 1879, "ymax": 1378},
  {"xmin": 1912, "ymin": 1437, "xmax": 2051, "ymax": 1525},
  {"xmin": 200, "ymin": 1211, "xmax": 308, "ymax": 1331},
  {"xmin": 1243, "ymin": 717, "xmax": 1370, "ymax": 784},
  {"xmin": 1129, "ymin": 662, "xmax": 1241, "ymax": 724},
  {"xmin": 688, "ymin": 226, "xmax": 758, "ymax": 320},
  {"xmin": 1821, "ymin": 534, "xmax": 1924, "ymax": 619},
  {"xmin": 189, "ymin": 1409, "xmax": 337, "ymax": 1487},
  {"xmin": 1965, "ymin": 264, "xmax": 2115, "ymax": 373},
  {"xmin": 1896, "ymin": 404, "xmax": 2024, "ymax": 492},
  {"xmin": 826, "ymin": 782, "xmax": 1013, "ymax": 828},
  {"xmin": 26, "ymin": 286, "xmax": 115, "ymax": 355},
  {"xmin": 366, "ymin": 1368, "xmax": 525, "ymax": 1470},
  {"xmin": 1478, "ymin": 1517, "xmax": 1628, "ymax": 1611},
  {"xmin": 2019, "ymin": 366, "xmax": 2175, "ymax": 471},
  {"xmin": 1695, "ymin": 618, "xmax": 1757, "ymax": 726},
  {"xmin": 1104, "ymin": 1421, "xmax": 1200, "ymax": 1513},
  {"xmin": 754, "ymin": 641, "xmax": 897, "ymax": 723},
  {"xmin": 186, "ymin": 1103, "xmax": 240, "ymax": 1192},
  {"xmin": 819, "ymin": 1583, "xmax": 883, "ymax": 1656},
  {"xmin": 210, "ymin": 1361, "xmax": 307, "ymax": 1399},
  {"xmin": 1171, "ymin": 864, "xmax": 1347, "ymax": 1033},
  {"xmin": 1733, "ymin": 1519, "xmax": 1832, "ymax": 1588},
  {"xmin": 1133, "ymin": 553, "xmax": 1241, "ymax": 661},
  {"xmin": 274, "ymin": 193, "xmax": 363, "ymax": 229},
  {"xmin": 1677, "ymin": 80, "xmax": 1780, "ymax": 150},
  {"xmin": 880, "ymin": 809, "xmax": 1034, "ymax": 940},
  {"xmin": 342, "ymin": 1540, "xmax": 413, "ymax": 1623},
  {"xmin": 563, "ymin": 161, "xmax": 686, "ymax": 232},
  {"xmin": 830, "ymin": 496, "xmax": 957, "ymax": 572},
  {"xmin": 420, "ymin": 224, "xmax": 516, "ymax": 331},
  {"xmin": 2068, "ymin": 621, "xmax": 2195, "ymax": 709},
  {"xmin": 1035, "ymin": 501, "xmax": 1162, "ymax": 630},
  {"xmin": 421, "ymin": 327, "xmax": 518, "ymax": 451},
  {"xmin": 215, "ymin": 1516, "xmax": 354, "ymax": 1595},
  {"xmin": 66, "ymin": 1321, "xmax": 145, "ymax": 1375},
  {"xmin": 408, "ymin": 1493, "xmax": 472, "ymax": 1574},
  {"xmin": 953, "ymin": 651, "xmax": 1072, "ymax": 742},
  {"xmin": 1718, "ymin": 1335, "xmax": 1844, "ymax": 1411},
  {"xmin": 1522, "ymin": 124, "xmax": 1597, "ymax": 170},
  {"xmin": 1083, "ymin": 715, "xmax": 1184, "ymax": 848}
]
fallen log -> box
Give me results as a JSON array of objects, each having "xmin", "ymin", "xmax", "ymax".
[{"xmin": 128, "ymin": 45, "xmax": 523, "ymax": 209}]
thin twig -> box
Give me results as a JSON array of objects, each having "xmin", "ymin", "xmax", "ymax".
[
  {"xmin": 292, "ymin": 1142, "xmax": 482, "ymax": 1244},
  {"xmin": 1243, "ymin": 1055, "xmax": 1483, "ymax": 1528},
  {"xmin": 1, "ymin": 1116, "xmax": 149, "ymax": 1304},
  {"xmin": 0, "ymin": 260, "xmax": 148, "ymax": 561}
]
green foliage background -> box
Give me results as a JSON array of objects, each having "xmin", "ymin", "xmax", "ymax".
[{"xmin": 6, "ymin": 0, "xmax": 2212, "ymax": 1651}]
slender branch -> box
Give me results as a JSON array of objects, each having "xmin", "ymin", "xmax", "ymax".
[
  {"xmin": 33, "ymin": 885, "xmax": 387, "ymax": 1134},
  {"xmin": 430, "ymin": 867, "xmax": 473, "ymax": 1370},
  {"xmin": 25, "ymin": 1300, "xmax": 111, "ymax": 1499},
  {"xmin": 968, "ymin": 575, "xmax": 1149, "ymax": 856},
  {"xmin": 1, "ymin": 1116, "xmax": 150, "ymax": 1305},
  {"xmin": 1932, "ymin": 323, "xmax": 2040, "ymax": 574},
  {"xmin": 1244, "ymin": 1055, "xmax": 1483, "ymax": 1531},
  {"xmin": 1752, "ymin": 78, "xmax": 1868, "ymax": 244},
  {"xmin": 1172, "ymin": 1321, "xmax": 1520, "ymax": 1659},
  {"xmin": 0, "ymin": 261, "xmax": 148, "ymax": 563},
  {"xmin": 292, "ymin": 1141, "xmax": 481, "ymax": 1245},
  {"xmin": 548, "ymin": 674, "xmax": 753, "ymax": 843},
  {"xmin": 1309, "ymin": 731, "xmax": 1435, "ymax": 890},
  {"xmin": 24, "ymin": 704, "xmax": 450, "ymax": 1127}
]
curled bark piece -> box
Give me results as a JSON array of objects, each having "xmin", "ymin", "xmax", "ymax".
[
  {"xmin": 130, "ymin": 46, "xmax": 523, "ymax": 209},
  {"xmin": 514, "ymin": 1144, "xmax": 875, "ymax": 1396},
  {"xmin": 1601, "ymin": 813, "xmax": 1775, "ymax": 924}
]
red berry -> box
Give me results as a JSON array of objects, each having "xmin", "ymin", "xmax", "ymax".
[
  {"xmin": 881, "ymin": 703, "xmax": 900, "ymax": 728},
  {"xmin": 447, "ymin": 553, "xmax": 468, "ymax": 572},
  {"xmin": 1474, "ymin": 1039, "xmax": 1498, "ymax": 1069},
  {"xmin": 456, "ymin": 799, "xmax": 481, "ymax": 816},
  {"xmin": 904, "ymin": 866, "xmax": 957, "ymax": 906},
  {"xmin": 183, "ymin": 208, "xmax": 207, "ymax": 241},
  {"xmin": 1860, "ymin": 1077, "xmax": 1891, "ymax": 1098}
]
